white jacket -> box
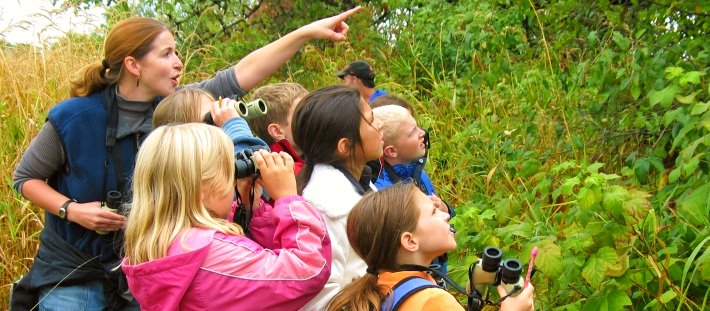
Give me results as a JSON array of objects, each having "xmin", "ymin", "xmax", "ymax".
[{"xmin": 299, "ymin": 164, "xmax": 373, "ymax": 310}]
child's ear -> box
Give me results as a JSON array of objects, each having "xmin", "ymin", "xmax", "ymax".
[
  {"xmin": 267, "ymin": 123, "xmax": 285, "ymax": 141},
  {"xmin": 400, "ymin": 231, "xmax": 419, "ymax": 253},
  {"xmin": 383, "ymin": 145, "xmax": 397, "ymax": 159},
  {"xmin": 336, "ymin": 138, "xmax": 352, "ymax": 158}
]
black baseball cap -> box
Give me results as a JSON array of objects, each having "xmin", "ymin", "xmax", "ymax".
[{"xmin": 335, "ymin": 60, "xmax": 376, "ymax": 80}]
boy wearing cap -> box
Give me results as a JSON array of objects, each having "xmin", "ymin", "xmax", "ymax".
[{"xmin": 335, "ymin": 60, "xmax": 387, "ymax": 103}]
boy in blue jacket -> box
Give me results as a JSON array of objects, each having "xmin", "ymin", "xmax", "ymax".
[{"xmin": 372, "ymin": 104, "xmax": 455, "ymax": 281}]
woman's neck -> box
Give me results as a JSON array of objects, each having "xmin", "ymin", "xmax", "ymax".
[{"xmin": 117, "ymin": 79, "xmax": 155, "ymax": 102}]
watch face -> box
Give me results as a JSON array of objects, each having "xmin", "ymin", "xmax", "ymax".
[{"xmin": 58, "ymin": 208, "xmax": 67, "ymax": 219}]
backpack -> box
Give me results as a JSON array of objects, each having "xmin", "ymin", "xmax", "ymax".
[{"xmin": 381, "ymin": 276, "xmax": 439, "ymax": 311}]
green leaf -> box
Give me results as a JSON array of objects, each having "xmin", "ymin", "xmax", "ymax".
[
  {"xmin": 586, "ymin": 162, "xmax": 604, "ymax": 174},
  {"xmin": 676, "ymin": 183, "xmax": 710, "ymax": 226},
  {"xmin": 682, "ymin": 154, "xmax": 701, "ymax": 178},
  {"xmin": 630, "ymin": 83, "xmax": 641, "ymax": 100},
  {"xmin": 519, "ymin": 158, "xmax": 541, "ymax": 178},
  {"xmin": 642, "ymin": 209, "xmax": 657, "ymax": 238},
  {"xmin": 578, "ymin": 185, "xmax": 603, "ymax": 210},
  {"xmin": 665, "ymin": 66, "xmax": 684, "ymax": 79},
  {"xmin": 679, "ymin": 71, "xmax": 705, "ymax": 86},
  {"xmin": 699, "ymin": 245, "xmax": 710, "ymax": 281},
  {"xmin": 649, "ymin": 85, "xmax": 681, "ymax": 108},
  {"xmin": 663, "ymin": 107, "xmax": 684, "ymax": 127},
  {"xmin": 536, "ymin": 239, "xmax": 563, "ymax": 276},
  {"xmin": 675, "ymin": 92, "xmax": 697, "ymax": 104},
  {"xmin": 582, "ymin": 247, "xmax": 620, "ymax": 287},
  {"xmin": 581, "ymin": 290, "xmax": 631, "ymax": 311},
  {"xmin": 602, "ymin": 185, "xmax": 627, "ymax": 216},
  {"xmin": 668, "ymin": 167, "xmax": 681, "ymax": 183},
  {"xmin": 587, "ymin": 31, "xmax": 598, "ymax": 46},
  {"xmin": 612, "ymin": 31, "xmax": 629, "ymax": 50},
  {"xmin": 554, "ymin": 176, "xmax": 580, "ymax": 201},
  {"xmin": 690, "ymin": 101, "xmax": 709, "ymax": 116},
  {"xmin": 633, "ymin": 158, "xmax": 650, "ymax": 183}
]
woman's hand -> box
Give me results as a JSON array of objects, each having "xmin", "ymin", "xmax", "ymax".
[
  {"xmin": 211, "ymin": 98, "xmax": 241, "ymax": 127},
  {"xmin": 299, "ymin": 6, "xmax": 362, "ymax": 41},
  {"xmin": 498, "ymin": 284, "xmax": 534, "ymax": 311},
  {"xmin": 66, "ymin": 201, "xmax": 127, "ymax": 233},
  {"xmin": 252, "ymin": 150, "xmax": 296, "ymax": 201}
]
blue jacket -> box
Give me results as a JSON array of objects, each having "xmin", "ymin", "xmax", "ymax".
[
  {"xmin": 374, "ymin": 158, "xmax": 435, "ymax": 195},
  {"xmin": 46, "ymin": 89, "xmax": 155, "ymax": 261}
]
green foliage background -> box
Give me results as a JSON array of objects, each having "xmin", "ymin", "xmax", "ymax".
[{"xmin": 3, "ymin": 0, "xmax": 709, "ymax": 309}]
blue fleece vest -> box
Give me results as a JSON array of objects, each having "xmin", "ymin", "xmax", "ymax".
[{"xmin": 46, "ymin": 90, "xmax": 146, "ymax": 262}]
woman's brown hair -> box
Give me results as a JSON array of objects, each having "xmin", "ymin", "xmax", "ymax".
[
  {"xmin": 327, "ymin": 183, "xmax": 421, "ymax": 311},
  {"xmin": 70, "ymin": 17, "xmax": 170, "ymax": 97}
]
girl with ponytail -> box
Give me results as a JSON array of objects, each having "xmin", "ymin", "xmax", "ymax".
[{"xmin": 327, "ymin": 183, "xmax": 535, "ymax": 311}]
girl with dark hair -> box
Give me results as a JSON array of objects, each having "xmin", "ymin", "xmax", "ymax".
[
  {"xmin": 292, "ymin": 85, "xmax": 384, "ymax": 310},
  {"xmin": 327, "ymin": 183, "xmax": 535, "ymax": 311},
  {"xmin": 11, "ymin": 8, "xmax": 360, "ymax": 310}
]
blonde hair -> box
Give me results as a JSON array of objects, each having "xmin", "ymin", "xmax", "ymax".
[
  {"xmin": 124, "ymin": 123, "xmax": 242, "ymax": 264},
  {"xmin": 153, "ymin": 88, "xmax": 214, "ymax": 127},
  {"xmin": 373, "ymin": 105, "xmax": 410, "ymax": 145},
  {"xmin": 70, "ymin": 17, "xmax": 170, "ymax": 97},
  {"xmin": 249, "ymin": 83, "xmax": 308, "ymax": 144},
  {"xmin": 327, "ymin": 183, "xmax": 421, "ymax": 311}
]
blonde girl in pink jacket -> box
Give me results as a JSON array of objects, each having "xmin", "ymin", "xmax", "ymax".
[{"xmin": 121, "ymin": 123, "xmax": 330, "ymax": 310}]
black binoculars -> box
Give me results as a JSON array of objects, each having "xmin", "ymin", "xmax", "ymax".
[
  {"xmin": 96, "ymin": 190, "xmax": 122, "ymax": 235},
  {"xmin": 235, "ymin": 146, "xmax": 268, "ymax": 179}
]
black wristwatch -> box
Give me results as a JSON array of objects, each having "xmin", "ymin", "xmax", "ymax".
[{"xmin": 58, "ymin": 199, "xmax": 76, "ymax": 220}]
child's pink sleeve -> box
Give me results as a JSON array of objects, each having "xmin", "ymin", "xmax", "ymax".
[{"xmin": 249, "ymin": 198, "xmax": 276, "ymax": 248}]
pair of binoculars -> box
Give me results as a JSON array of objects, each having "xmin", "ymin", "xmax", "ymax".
[
  {"xmin": 234, "ymin": 146, "xmax": 269, "ymax": 179},
  {"xmin": 204, "ymin": 98, "xmax": 268, "ymax": 125},
  {"xmin": 96, "ymin": 190, "xmax": 122, "ymax": 235},
  {"xmin": 468, "ymin": 246, "xmax": 524, "ymax": 296}
]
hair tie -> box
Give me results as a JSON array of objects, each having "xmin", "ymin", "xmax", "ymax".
[
  {"xmin": 101, "ymin": 59, "xmax": 110, "ymax": 70},
  {"xmin": 366, "ymin": 267, "xmax": 378, "ymax": 275}
]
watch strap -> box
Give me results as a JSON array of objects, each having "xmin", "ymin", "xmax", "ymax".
[{"xmin": 59, "ymin": 198, "xmax": 77, "ymax": 219}]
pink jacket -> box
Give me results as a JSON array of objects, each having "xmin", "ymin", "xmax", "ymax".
[{"xmin": 121, "ymin": 195, "xmax": 331, "ymax": 310}]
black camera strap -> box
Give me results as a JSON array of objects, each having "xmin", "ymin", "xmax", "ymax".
[
  {"xmin": 382, "ymin": 161, "xmax": 429, "ymax": 194},
  {"xmin": 233, "ymin": 173, "xmax": 259, "ymax": 235},
  {"xmin": 102, "ymin": 85, "xmax": 125, "ymax": 199}
]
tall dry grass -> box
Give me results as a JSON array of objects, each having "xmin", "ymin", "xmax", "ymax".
[{"xmin": 0, "ymin": 37, "xmax": 102, "ymax": 307}]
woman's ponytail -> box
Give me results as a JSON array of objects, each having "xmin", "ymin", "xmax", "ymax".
[{"xmin": 69, "ymin": 61, "xmax": 113, "ymax": 97}]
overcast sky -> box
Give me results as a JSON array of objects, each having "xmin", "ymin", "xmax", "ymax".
[{"xmin": 0, "ymin": 0, "xmax": 104, "ymax": 44}]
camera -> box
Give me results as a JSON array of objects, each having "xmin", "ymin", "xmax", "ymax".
[
  {"xmin": 96, "ymin": 190, "xmax": 122, "ymax": 235},
  {"xmin": 235, "ymin": 146, "xmax": 268, "ymax": 179},
  {"xmin": 204, "ymin": 98, "xmax": 268, "ymax": 125},
  {"xmin": 468, "ymin": 246, "xmax": 524, "ymax": 297}
]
